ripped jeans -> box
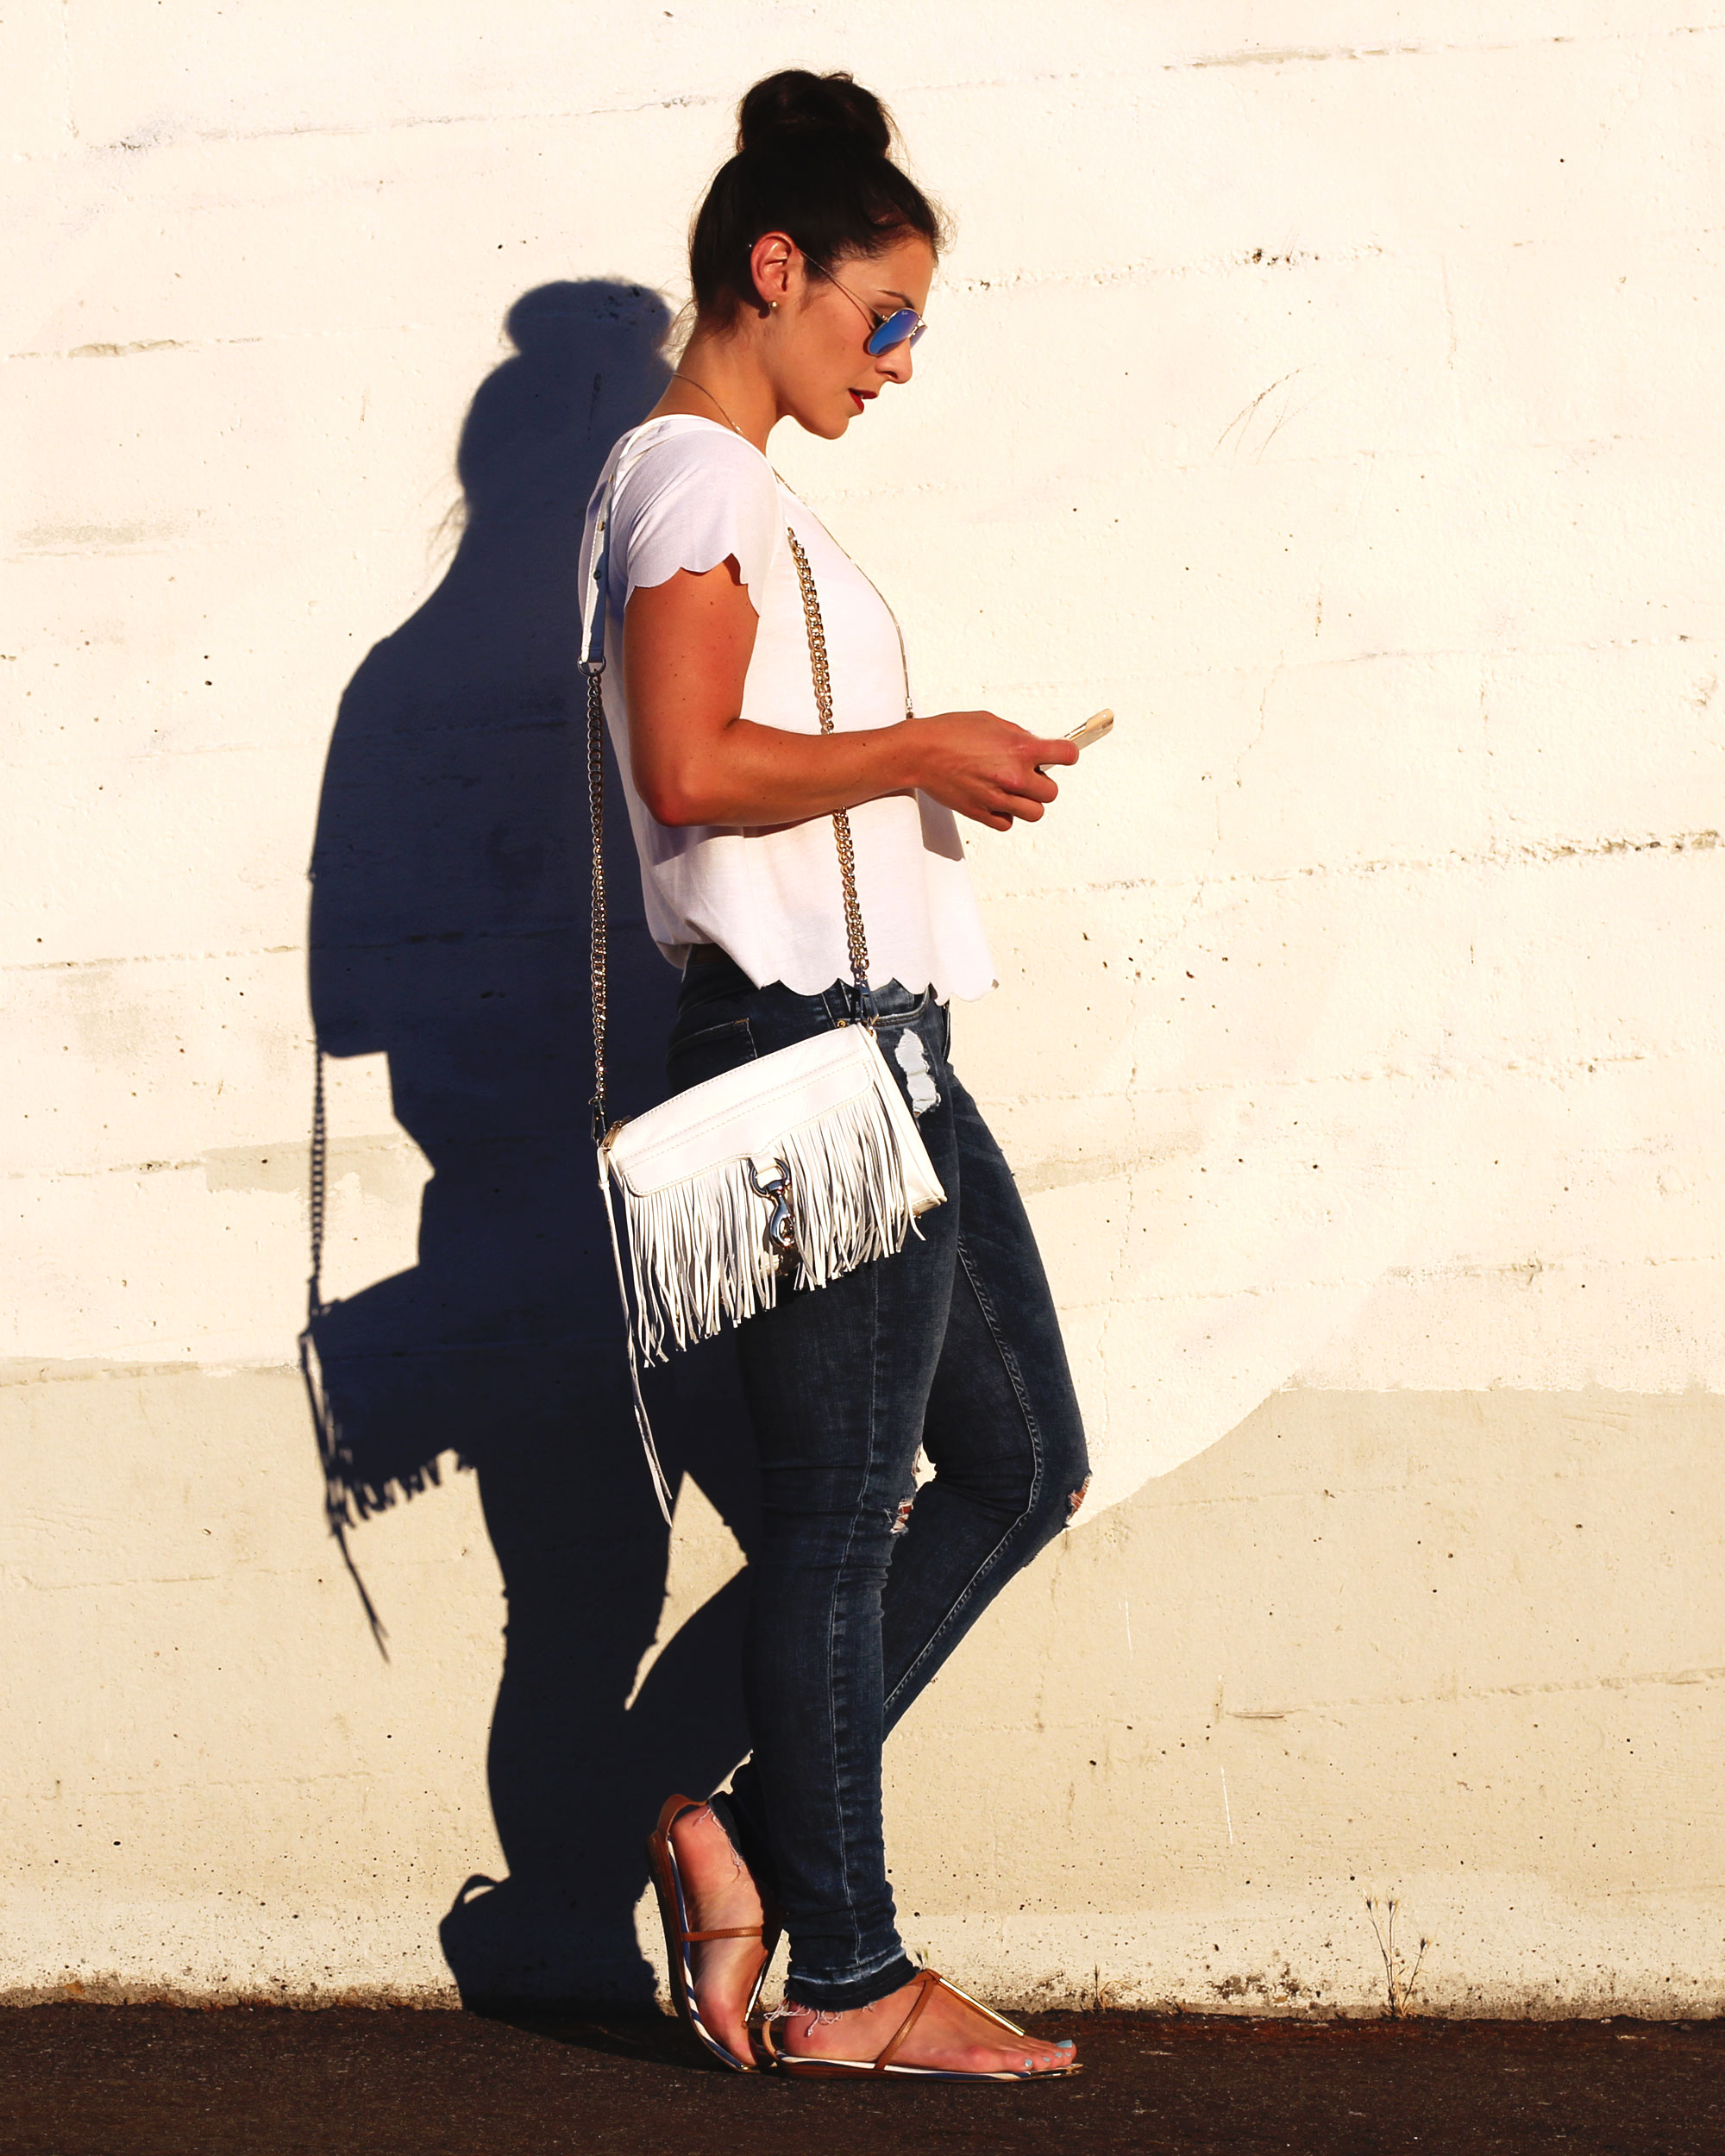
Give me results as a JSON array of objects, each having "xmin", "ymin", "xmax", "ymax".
[{"xmin": 666, "ymin": 951, "xmax": 1090, "ymax": 2013}]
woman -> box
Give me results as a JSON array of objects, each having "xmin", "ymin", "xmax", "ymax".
[{"xmin": 587, "ymin": 69, "xmax": 1089, "ymax": 2079}]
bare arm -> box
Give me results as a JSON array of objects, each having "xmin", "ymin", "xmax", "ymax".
[{"xmin": 622, "ymin": 561, "xmax": 1077, "ymax": 833}]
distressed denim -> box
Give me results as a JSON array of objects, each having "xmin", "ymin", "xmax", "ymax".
[{"xmin": 666, "ymin": 953, "xmax": 1089, "ymax": 2012}]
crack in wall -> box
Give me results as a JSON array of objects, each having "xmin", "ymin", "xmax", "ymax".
[
  {"xmin": 996, "ymin": 828, "xmax": 1723, "ymax": 907},
  {"xmin": 1214, "ymin": 1661, "xmax": 1725, "ymax": 1723}
]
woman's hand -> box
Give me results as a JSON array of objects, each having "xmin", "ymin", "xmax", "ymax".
[{"xmin": 904, "ymin": 710, "xmax": 1078, "ymax": 833}]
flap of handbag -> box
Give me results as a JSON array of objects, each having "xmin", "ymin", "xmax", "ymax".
[{"xmin": 605, "ymin": 1025, "xmax": 938, "ymax": 1206}]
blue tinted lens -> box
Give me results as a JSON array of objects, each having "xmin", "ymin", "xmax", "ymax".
[{"xmin": 865, "ymin": 309, "xmax": 924, "ymax": 355}]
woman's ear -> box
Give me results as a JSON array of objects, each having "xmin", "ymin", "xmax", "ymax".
[{"xmin": 749, "ymin": 230, "xmax": 797, "ymax": 318}]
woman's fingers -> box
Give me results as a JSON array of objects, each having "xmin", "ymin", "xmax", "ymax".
[
  {"xmin": 912, "ymin": 710, "xmax": 1079, "ymax": 828},
  {"xmin": 997, "ymin": 763, "xmax": 1062, "ymax": 822},
  {"xmin": 993, "ymin": 764, "xmax": 1058, "ymax": 818},
  {"xmin": 971, "ymin": 769, "xmax": 1054, "ymax": 827}
]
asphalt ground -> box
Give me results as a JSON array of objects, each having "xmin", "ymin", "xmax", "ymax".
[{"xmin": 1, "ymin": 2004, "xmax": 1720, "ymax": 2156}]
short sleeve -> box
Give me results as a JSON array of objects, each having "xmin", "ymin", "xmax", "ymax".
[{"xmin": 608, "ymin": 423, "xmax": 781, "ymax": 615}]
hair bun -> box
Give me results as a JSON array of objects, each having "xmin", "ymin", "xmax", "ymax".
[{"xmin": 737, "ymin": 70, "xmax": 892, "ymax": 158}]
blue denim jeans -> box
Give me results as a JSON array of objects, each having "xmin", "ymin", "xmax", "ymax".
[{"xmin": 666, "ymin": 953, "xmax": 1090, "ymax": 2012}]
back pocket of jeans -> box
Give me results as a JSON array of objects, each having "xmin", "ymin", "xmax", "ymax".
[{"xmin": 665, "ymin": 1015, "xmax": 757, "ymax": 1095}]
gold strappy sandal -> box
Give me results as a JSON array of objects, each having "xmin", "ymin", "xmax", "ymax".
[
  {"xmin": 645, "ymin": 1794, "xmax": 781, "ymax": 2074},
  {"xmin": 757, "ymin": 1968, "xmax": 1082, "ymax": 2080}
]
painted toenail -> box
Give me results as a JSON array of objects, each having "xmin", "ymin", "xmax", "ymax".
[{"xmin": 1056, "ymin": 2039, "xmax": 1076, "ymax": 2048}]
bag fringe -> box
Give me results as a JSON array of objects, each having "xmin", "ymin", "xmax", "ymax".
[{"xmin": 612, "ymin": 1084, "xmax": 923, "ymax": 1361}]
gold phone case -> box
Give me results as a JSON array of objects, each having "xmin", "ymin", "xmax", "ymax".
[{"xmin": 1067, "ymin": 708, "xmax": 1114, "ymax": 751}]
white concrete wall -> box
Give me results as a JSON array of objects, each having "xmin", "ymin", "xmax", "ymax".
[{"xmin": 4, "ymin": 3, "xmax": 1722, "ymax": 2012}]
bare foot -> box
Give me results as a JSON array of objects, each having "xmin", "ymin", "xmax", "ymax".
[
  {"xmin": 666, "ymin": 1802, "xmax": 772, "ymax": 2066},
  {"xmin": 776, "ymin": 1973, "xmax": 1079, "ymax": 2076}
]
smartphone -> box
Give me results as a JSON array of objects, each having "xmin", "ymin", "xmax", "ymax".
[{"xmin": 1066, "ymin": 708, "xmax": 1114, "ymax": 752}]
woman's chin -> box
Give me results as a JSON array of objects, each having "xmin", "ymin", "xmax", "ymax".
[{"xmin": 792, "ymin": 400, "xmax": 853, "ymax": 442}]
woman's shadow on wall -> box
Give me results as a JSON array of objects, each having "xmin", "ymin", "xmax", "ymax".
[{"xmin": 304, "ymin": 280, "xmax": 759, "ymax": 2008}]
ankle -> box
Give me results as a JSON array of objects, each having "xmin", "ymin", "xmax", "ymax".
[
  {"xmin": 775, "ymin": 2000, "xmax": 846, "ymax": 2028},
  {"xmin": 673, "ymin": 1803, "xmax": 738, "ymax": 1864}
]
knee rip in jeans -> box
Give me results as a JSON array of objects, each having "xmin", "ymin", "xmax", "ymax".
[
  {"xmin": 1066, "ymin": 1475, "xmax": 1091, "ymax": 1523},
  {"xmin": 889, "ymin": 1495, "xmax": 915, "ymax": 1537}
]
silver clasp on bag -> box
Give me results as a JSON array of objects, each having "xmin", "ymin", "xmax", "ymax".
[{"xmin": 747, "ymin": 1157, "xmax": 798, "ymax": 1267}]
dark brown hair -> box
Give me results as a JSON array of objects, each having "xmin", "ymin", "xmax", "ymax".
[{"xmin": 689, "ymin": 71, "xmax": 946, "ymax": 327}]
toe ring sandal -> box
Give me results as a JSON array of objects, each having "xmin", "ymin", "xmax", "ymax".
[
  {"xmin": 758, "ymin": 1968, "xmax": 1082, "ymax": 2080},
  {"xmin": 645, "ymin": 1793, "xmax": 781, "ymax": 2074}
]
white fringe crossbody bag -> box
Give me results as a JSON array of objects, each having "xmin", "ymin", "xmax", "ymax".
[{"xmin": 580, "ymin": 442, "xmax": 947, "ymax": 1519}]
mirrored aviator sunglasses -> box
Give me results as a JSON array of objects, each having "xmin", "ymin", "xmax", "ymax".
[
  {"xmin": 806, "ymin": 256, "xmax": 928, "ymax": 356},
  {"xmin": 866, "ymin": 307, "xmax": 926, "ymax": 356}
]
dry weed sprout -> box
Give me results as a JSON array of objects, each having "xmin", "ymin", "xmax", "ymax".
[{"xmin": 1364, "ymin": 1896, "xmax": 1431, "ymax": 2018}]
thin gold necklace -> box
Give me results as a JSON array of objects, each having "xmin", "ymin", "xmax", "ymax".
[{"xmin": 671, "ymin": 372, "xmax": 745, "ymax": 438}]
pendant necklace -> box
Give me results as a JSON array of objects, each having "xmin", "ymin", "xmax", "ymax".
[{"xmin": 671, "ymin": 373, "xmax": 745, "ymax": 438}]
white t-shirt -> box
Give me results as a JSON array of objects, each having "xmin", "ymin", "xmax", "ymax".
[{"xmin": 582, "ymin": 415, "xmax": 996, "ymax": 1002}]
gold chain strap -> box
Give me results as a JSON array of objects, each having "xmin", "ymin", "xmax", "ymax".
[
  {"xmin": 787, "ymin": 529, "xmax": 871, "ymax": 1000},
  {"xmin": 586, "ymin": 662, "xmax": 610, "ymax": 1139},
  {"xmin": 588, "ymin": 513, "xmax": 900, "ymax": 1129}
]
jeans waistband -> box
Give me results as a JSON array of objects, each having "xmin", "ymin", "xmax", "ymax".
[{"xmin": 680, "ymin": 947, "xmax": 939, "ymax": 1026}]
